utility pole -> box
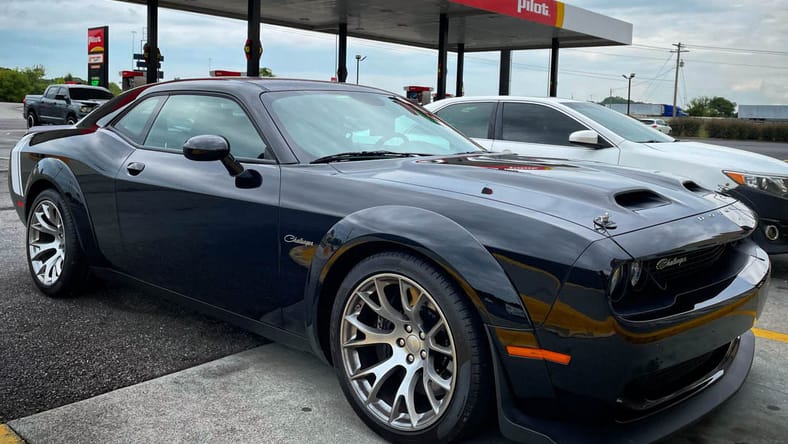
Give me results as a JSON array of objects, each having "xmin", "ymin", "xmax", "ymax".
[{"xmin": 671, "ymin": 43, "xmax": 688, "ymax": 117}]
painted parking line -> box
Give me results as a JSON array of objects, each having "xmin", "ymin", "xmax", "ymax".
[
  {"xmin": 753, "ymin": 327, "xmax": 788, "ymax": 343},
  {"xmin": 0, "ymin": 424, "xmax": 24, "ymax": 444}
]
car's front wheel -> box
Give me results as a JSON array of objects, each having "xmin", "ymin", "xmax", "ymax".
[
  {"xmin": 26, "ymin": 189, "xmax": 88, "ymax": 297},
  {"xmin": 330, "ymin": 252, "xmax": 490, "ymax": 444}
]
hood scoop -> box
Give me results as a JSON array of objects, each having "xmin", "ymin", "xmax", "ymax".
[{"xmin": 615, "ymin": 190, "xmax": 671, "ymax": 211}]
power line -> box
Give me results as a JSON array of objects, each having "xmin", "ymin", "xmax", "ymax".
[{"xmin": 685, "ymin": 44, "xmax": 788, "ymax": 57}]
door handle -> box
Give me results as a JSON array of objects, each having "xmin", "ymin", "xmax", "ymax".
[{"xmin": 126, "ymin": 162, "xmax": 145, "ymax": 176}]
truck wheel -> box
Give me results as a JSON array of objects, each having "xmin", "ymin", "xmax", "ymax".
[
  {"xmin": 330, "ymin": 251, "xmax": 491, "ymax": 444},
  {"xmin": 66, "ymin": 115, "xmax": 77, "ymax": 125},
  {"xmin": 26, "ymin": 189, "xmax": 89, "ymax": 297},
  {"xmin": 27, "ymin": 112, "xmax": 38, "ymax": 128}
]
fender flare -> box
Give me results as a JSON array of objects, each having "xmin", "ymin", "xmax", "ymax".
[
  {"xmin": 24, "ymin": 157, "xmax": 102, "ymax": 263},
  {"xmin": 304, "ymin": 205, "xmax": 532, "ymax": 361}
]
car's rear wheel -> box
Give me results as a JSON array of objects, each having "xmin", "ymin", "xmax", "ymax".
[
  {"xmin": 27, "ymin": 112, "xmax": 37, "ymax": 128},
  {"xmin": 26, "ymin": 189, "xmax": 88, "ymax": 297},
  {"xmin": 330, "ymin": 252, "xmax": 490, "ymax": 444}
]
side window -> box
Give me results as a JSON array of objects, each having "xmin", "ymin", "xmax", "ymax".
[
  {"xmin": 435, "ymin": 102, "xmax": 495, "ymax": 139},
  {"xmin": 113, "ymin": 96, "xmax": 163, "ymax": 144},
  {"xmin": 500, "ymin": 103, "xmax": 587, "ymax": 146},
  {"xmin": 57, "ymin": 87, "xmax": 68, "ymax": 99},
  {"xmin": 144, "ymin": 95, "xmax": 268, "ymax": 160},
  {"xmin": 44, "ymin": 87, "xmax": 57, "ymax": 99}
]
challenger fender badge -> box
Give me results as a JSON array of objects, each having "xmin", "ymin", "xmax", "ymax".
[{"xmin": 284, "ymin": 234, "xmax": 315, "ymax": 247}]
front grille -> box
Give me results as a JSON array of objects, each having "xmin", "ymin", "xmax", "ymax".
[
  {"xmin": 646, "ymin": 244, "xmax": 727, "ymax": 283},
  {"xmin": 612, "ymin": 241, "xmax": 741, "ymax": 320}
]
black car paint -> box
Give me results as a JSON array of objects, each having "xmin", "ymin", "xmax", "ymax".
[{"xmin": 8, "ymin": 79, "xmax": 770, "ymax": 444}]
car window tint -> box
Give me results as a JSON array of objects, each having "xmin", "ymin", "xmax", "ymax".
[
  {"xmin": 144, "ymin": 95, "xmax": 268, "ymax": 159},
  {"xmin": 57, "ymin": 87, "xmax": 68, "ymax": 99},
  {"xmin": 44, "ymin": 87, "xmax": 57, "ymax": 99},
  {"xmin": 435, "ymin": 102, "xmax": 495, "ymax": 139},
  {"xmin": 70, "ymin": 88, "xmax": 113, "ymax": 101},
  {"xmin": 501, "ymin": 103, "xmax": 587, "ymax": 146},
  {"xmin": 113, "ymin": 96, "xmax": 163, "ymax": 144}
]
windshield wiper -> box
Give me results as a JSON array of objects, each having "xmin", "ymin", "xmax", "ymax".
[{"xmin": 310, "ymin": 150, "xmax": 428, "ymax": 164}]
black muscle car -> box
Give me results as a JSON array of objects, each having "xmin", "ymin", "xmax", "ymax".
[{"xmin": 8, "ymin": 79, "xmax": 770, "ymax": 444}]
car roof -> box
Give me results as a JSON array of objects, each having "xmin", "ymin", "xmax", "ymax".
[
  {"xmin": 142, "ymin": 77, "xmax": 393, "ymax": 95},
  {"xmin": 60, "ymin": 84, "xmax": 111, "ymax": 91},
  {"xmin": 429, "ymin": 96, "xmax": 582, "ymax": 106}
]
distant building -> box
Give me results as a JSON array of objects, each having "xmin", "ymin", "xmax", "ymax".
[
  {"xmin": 605, "ymin": 103, "xmax": 687, "ymax": 117},
  {"xmin": 738, "ymin": 105, "xmax": 788, "ymax": 121}
]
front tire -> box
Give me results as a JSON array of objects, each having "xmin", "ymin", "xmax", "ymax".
[
  {"xmin": 330, "ymin": 252, "xmax": 491, "ymax": 444},
  {"xmin": 66, "ymin": 115, "xmax": 77, "ymax": 125},
  {"xmin": 26, "ymin": 189, "xmax": 88, "ymax": 297}
]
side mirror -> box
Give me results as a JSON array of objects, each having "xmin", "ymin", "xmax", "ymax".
[
  {"xmin": 569, "ymin": 130, "xmax": 602, "ymax": 147},
  {"xmin": 55, "ymin": 94, "xmax": 69, "ymax": 103},
  {"xmin": 183, "ymin": 135, "xmax": 261, "ymax": 189},
  {"xmin": 183, "ymin": 135, "xmax": 230, "ymax": 162}
]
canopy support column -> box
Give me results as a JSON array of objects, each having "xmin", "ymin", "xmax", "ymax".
[
  {"xmin": 549, "ymin": 38, "xmax": 559, "ymax": 97},
  {"xmin": 337, "ymin": 23, "xmax": 348, "ymax": 83},
  {"xmin": 499, "ymin": 49, "xmax": 511, "ymax": 95},
  {"xmin": 246, "ymin": 0, "xmax": 261, "ymax": 77},
  {"xmin": 456, "ymin": 43, "xmax": 464, "ymax": 97},
  {"xmin": 436, "ymin": 13, "xmax": 448, "ymax": 100},
  {"xmin": 146, "ymin": 0, "xmax": 158, "ymax": 84}
]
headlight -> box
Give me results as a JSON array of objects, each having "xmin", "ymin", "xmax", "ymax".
[
  {"xmin": 79, "ymin": 105, "xmax": 92, "ymax": 113},
  {"xmin": 724, "ymin": 171, "xmax": 788, "ymax": 197}
]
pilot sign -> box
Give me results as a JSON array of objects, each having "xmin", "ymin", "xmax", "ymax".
[{"xmin": 87, "ymin": 26, "xmax": 109, "ymax": 88}]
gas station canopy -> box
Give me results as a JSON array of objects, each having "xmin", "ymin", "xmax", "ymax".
[
  {"xmin": 117, "ymin": 0, "xmax": 632, "ymax": 99},
  {"xmin": 119, "ymin": 0, "xmax": 631, "ymax": 51}
]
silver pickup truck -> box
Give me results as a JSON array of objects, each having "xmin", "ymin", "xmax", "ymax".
[{"xmin": 23, "ymin": 84, "xmax": 113, "ymax": 128}]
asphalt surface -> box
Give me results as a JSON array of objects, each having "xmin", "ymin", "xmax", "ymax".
[{"xmin": 0, "ymin": 102, "xmax": 787, "ymax": 443}]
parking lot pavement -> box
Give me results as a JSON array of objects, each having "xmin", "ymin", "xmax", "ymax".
[{"xmin": 0, "ymin": 175, "xmax": 266, "ymax": 424}]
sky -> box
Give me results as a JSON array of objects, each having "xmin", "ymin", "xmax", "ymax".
[{"xmin": 0, "ymin": 0, "xmax": 786, "ymax": 106}]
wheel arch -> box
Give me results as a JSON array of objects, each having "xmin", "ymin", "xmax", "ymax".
[
  {"xmin": 24, "ymin": 157, "xmax": 101, "ymax": 263},
  {"xmin": 305, "ymin": 205, "xmax": 531, "ymax": 364}
]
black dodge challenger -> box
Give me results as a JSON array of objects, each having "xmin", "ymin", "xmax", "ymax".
[{"xmin": 8, "ymin": 79, "xmax": 770, "ymax": 443}]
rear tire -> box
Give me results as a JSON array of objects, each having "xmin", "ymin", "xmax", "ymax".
[
  {"xmin": 26, "ymin": 189, "xmax": 89, "ymax": 297},
  {"xmin": 66, "ymin": 115, "xmax": 77, "ymax": 125},
  {"xmin": 330, "ymin": 251, "xmax": 491, "ymax": 444},
  {"xmin": 27, "ymin": 111, "xmax": 38, "ymax": 128}
]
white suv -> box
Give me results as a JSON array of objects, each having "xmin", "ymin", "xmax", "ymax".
[{"xmin": 425, "ymin": 96, "xmax": 788, "ymax": 254}]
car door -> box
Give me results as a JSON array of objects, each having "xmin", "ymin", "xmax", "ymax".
[
  {"xmin": 111, "ymin": 92, "xmax": 283, "ymax": 323},
  {"xmin": 53, "ymin": 87, "xmax": 70, "ymax": 122},
  {"xmin": 38, "ymin": 87, "xmax": 57, "ymax": 122},
  {"xmin": 491, "ymin": 102, "xmax": 620, "ymax": 163},
  {"xmin": 431, "ymin": 101, "xmax": 497, "ymax": 149}
]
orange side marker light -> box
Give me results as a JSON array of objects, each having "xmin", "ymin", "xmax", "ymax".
[{"xmin": 506, "ymin": 346, "xmax": 571, "ymax": 365}]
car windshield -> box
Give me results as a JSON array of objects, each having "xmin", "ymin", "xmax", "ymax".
[
  {"xmin": 564, "ymin": 102, "xmax": 674, "ymax": 143},
  {"xmin": 69, "ymin": 87, "xmax": 113, "ymax": 101},
  {"xmin": 265, "ymin": 91, "xmax": 484, "ymax": 162}
]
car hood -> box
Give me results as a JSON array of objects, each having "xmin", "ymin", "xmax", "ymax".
[
  {"xmin": 642, "ymin": 141, "xmax": 788, "ymax": 175},
  {"xmin": 330, "ymin": 153, "xmax": 748, "ymax": 236},
  {"xmin": 74, "ymin": 99, "xmax": 109, "ymax": 107}
]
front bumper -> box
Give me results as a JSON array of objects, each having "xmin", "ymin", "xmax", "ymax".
[
  {"xmin": 726, "ymin": 186, "xmax": 788, "ymax": 254},
  {"xmin": 492, "ymin": 331, "xmax": 756, "ymax": 444},
  {"xmin": 490, "ymin": 233, "xmax": 769, "ymax": 443}
]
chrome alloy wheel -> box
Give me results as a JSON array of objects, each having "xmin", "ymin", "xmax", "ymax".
[
  {"xmin": 340, "ymin": 273, "xmax": 457, "ymax": 431},
  {"xmin": 28, "ymin": 200, "xmax": 66, "ymax": 286}
]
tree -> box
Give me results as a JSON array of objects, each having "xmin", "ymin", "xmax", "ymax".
[
  {"xmin": 600, "ymin": 96, "xmax": 630, "ymax": 105},
  {"xmin": 686, "ymin": 96, "xmax": 737, "ymax": 117},
  {"xmin": 259, "ymin": 67, "xmax": 275, "ymax": 77},
  {"xmin": 108, "ymin": 82, "xmax": 121, "ymax": 96},
  {"xmin": 0, "ymin": 65, "xmax": 47, "ymax": 102}
]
